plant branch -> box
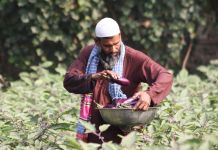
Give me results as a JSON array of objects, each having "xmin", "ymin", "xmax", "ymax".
[{"xmin": 182, "ymin": 42, "xmax": 193, "ymax": 69}]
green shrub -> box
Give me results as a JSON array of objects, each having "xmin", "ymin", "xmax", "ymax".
[
  {"xmin": 0, "ymin": 0, "xmax": 215, "ymax": 77},
  {"xmin": 0, "ymin": 60, "xmax": 218, "ymax": 149}
]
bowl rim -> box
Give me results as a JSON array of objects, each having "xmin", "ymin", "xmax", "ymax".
[{"xmin": 97, "ymin": 107, "xmax": 158, "ymax": 111}]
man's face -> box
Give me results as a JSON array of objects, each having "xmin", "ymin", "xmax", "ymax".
[{"xmin": 97, "ymin": 34, "xmax": 121, "ymax": 56}]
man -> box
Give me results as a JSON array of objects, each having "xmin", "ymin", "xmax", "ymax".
[{"xmin": 63, "ymin": 17, "xmax": 173, "ymax": 144}]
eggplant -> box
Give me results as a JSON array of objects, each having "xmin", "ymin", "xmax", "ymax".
[
  {"xmin": 111, "ymin": 77, "xmax": 130, "ymax": 86},
  {"xmin": 122, "ymin": 97, "xmax": 139, "ymax": 106},
  {"xmin": 103, "ymin": 104, "xmax": 115, "ymax": 108}
]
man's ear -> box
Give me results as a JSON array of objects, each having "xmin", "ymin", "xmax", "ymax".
[{"xmin": 94, "ymin": 37, "xmax": 100, "ymax": 46}]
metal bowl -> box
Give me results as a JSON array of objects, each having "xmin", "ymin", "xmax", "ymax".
[{"xmin": 98, "ymin": 107, "xmax": 157, "ymax": 127}]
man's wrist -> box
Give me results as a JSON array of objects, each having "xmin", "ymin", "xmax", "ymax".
[
  {"xmin": 144, "ymin": 91, "xmax": 151, "ymax": 105},
  {"xmin": 90, "ymin": 73, "xmax": 98, "ymax": 81}
]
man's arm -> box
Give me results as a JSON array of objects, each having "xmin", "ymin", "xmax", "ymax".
[
  {"xmin": 140, "ymin": 56, "xmax": 173, "ymax": 105},
  {"xmin": 63, "ymin": 46, "xmax": 95, "ymax": 94},
  {"xmin": 63, "ymin": 46, "xmax": 120, "ymax": 94},
  {"xmin": 131, "ymin": 55, "xmax": 173, "ymax": 110}
]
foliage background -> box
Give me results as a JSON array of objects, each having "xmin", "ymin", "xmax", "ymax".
[
  {"xmin": 0, "ymin": 0, "xmax": 218, "ymax": 149},
  {"xmin": 0, "ymin": 0, "xmax": 217, "ymax": 77},
  {"xmin": 0, "ymin": 61, "xmax": 218, "ymax": 149}
]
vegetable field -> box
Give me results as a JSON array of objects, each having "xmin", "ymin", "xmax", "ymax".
[{"xmin": 0, "ymin": 60, "xmax": 218, "ymax": 150}]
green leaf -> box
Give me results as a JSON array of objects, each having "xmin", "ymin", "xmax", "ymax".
[
  {"xmin": 19, "ymin": 76, "xmax": 32, "ymax": 86},
  {"xmin": 27, "ymin": 132, "xmax": 38, "ymax": 140},
  {"xmin": 79, "ymin": 141, "xmax": 100, "ymax": 150},
  {"xmin": 64, "ymin": 136, "xmax": 82, "ymax": 150},
  {"xmin": 102, "ymin": 142, "xmax": 120, "ymax": 150},
  {"xmin": 79, "ymin": 120, "xmax": 96, "ymax": 133},
  {"xmin": 0, "ymin": 125, "xmax": 14, "ymax": 132},
  {"xmin": 17, "ymin": 0, "xmax": 27, "ymax": 7},
  {"xmin": 199, "ymin": 141, "xmax": 209, "ymax": 150},
  {"xmin": 174, "ymin": 109, "xmax": 184, "ymax": 122},
  {"xmin": 40, "ymin": 61, "xmax": 53, "ymax": 68},
  {"xmin": 199, "ymin": 113, "xmax": 207, "ymax": 126},
  {"xmin": 180, "ymin": 89, "xmax": 189, "ymax": 98},
  {"xmin": 28, "ymin": 0, "xmax": 36, "ymax": 3},
  {"xmin": 147, "ymin": 125, "xmax": 155, "ymax": 134},
  {"xmin": 21, "ymin": 14, "xmax": 29, "ymax": 23},
  {"xmin": 177, "ymin": 69, "xmax": 188, "ymax": 82},
  {"xmin": 121, "ymin": 131, "xmax": 136, "ymax": 148},
  {"xmin": 55, "ymin": 65, "xmax": 66, "ymax": 76},
  {"xmin": 99, "ymin": 124, "xmax": 110, "ymax": 132},
  {"xmin": 203, "ymin": 134, "xmax": 218, "ymax": 144},
  {"xmin": 50, "ymin": 123, "xmax": 72, "ymax": 130}
]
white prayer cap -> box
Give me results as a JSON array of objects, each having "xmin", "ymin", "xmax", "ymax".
[{"xmin": 95, "ymin": 17, "xmax": 120, "ymax": 38}]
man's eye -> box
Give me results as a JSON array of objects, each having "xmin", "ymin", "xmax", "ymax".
[
  {"xmin": 105, "ymin": 45, "xmax": 112, "ymax": 48},
  {"xmin": 103, "ymin": 42, "xmax": 119, "ymax": 48}
]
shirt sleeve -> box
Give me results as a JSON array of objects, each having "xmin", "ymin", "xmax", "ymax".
[
  {"xmin": 63, "ymin": 46, "xmax": 95, "ymax": 94},
  {"xmin": 139, "ymin": 56, "xmax": 173, "ymax": 105}
]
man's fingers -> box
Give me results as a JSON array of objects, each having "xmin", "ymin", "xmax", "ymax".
[
  {"xmin": 138, "ymin": 103, "xmax": 145, "ymax": 110},
  {"xmin": 143, "ymin": 104, "xmax": 149, "ymax": 110},
  {"xmin": 133, "ymin": 101, "xmax": 140, "ymax": 110},
  {"xmin": 105, "ymin": 70, "xmax": 119, "ymax": 79},
  {"xmin": 98, "ymin": 71, "xmax": 111, "ymax": 80},
  {"xmin": 134, "ymin": 101, "xmax": 144, "ymax": 110},
  {"xmin": 134, "ymin": 100, "xmax": 149, "ymax": 110},
  {"xmin": 101, "ymin": 74, "xmax": 110, "ymax": 79},
  {"xmin": 92, "ymin": 70, "xmax": 119, "ymax": 80}
]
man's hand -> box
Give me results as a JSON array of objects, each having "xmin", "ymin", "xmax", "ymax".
[
  {"xmin": 132, "ymin": 91, "xmax": 151, "ymax": 110},
  {"xmin": 91, "ymin": 70, "xmax": 119, "ymax": 81}
]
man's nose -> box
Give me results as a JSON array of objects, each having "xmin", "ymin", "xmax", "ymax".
[{"xmin": 109, "ymin": 45, "xmax": 117, "ymax": 53}]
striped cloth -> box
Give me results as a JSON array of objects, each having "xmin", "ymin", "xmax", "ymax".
[
  {"xmin": 76, "ymin": 42, "xmax": 127, "ymax": 141},
  {"xmin": 76, "ymin": 94, "xmax": 92, "ymax": 141},
  {"xmin": 86, "ymin": 42, "xmax": 127, "ymax": 100}
]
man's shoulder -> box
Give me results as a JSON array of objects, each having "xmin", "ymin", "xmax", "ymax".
[
  {"xmin": 78, "ymin": 44, "xmax": 94, "ymax": 58},
  {"xmin": 81, "ymin": 45, "xmax": 95, "ymax": 54},
  {"xmin": 125, "ymin": 45, "xmax": 150, "ymax": 61}
]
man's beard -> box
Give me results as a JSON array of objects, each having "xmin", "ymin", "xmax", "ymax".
[{"xmin": 99, "ymin": 52, "xmax": 119, "ymax": 70}]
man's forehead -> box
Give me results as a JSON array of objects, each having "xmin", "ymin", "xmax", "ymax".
[{"xmin": 101, "ymin": 38, "xmax": 121, "ymax": 45}]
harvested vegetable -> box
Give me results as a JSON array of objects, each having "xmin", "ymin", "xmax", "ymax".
[
  {"xmin": 95, "ymin": 97, "xmax": 139, "ymax": 109},
  {"xmin": 110, "ymin": 77, "xmax": 130, "ymax": 86}
]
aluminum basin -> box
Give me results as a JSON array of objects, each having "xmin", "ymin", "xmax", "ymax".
[{"xmin": 98, "ymin": 107, "xmax": 157, "ymax": 127}]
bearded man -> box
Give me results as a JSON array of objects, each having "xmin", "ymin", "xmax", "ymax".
[{"xmin": 63, "ymin": 17, "xmax": 173, "ymax": 144}]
